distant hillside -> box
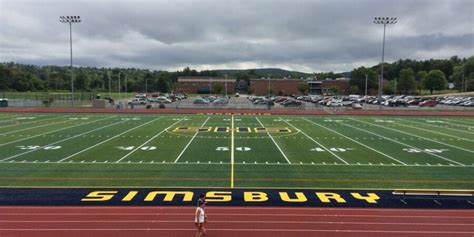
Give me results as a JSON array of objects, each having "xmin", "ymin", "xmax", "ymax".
[{"xmin": 212, "ymin": 68, "xmax": 312, "ymax": 78}]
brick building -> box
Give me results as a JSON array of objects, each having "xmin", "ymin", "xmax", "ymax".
[
  {"xmin": 308, "ymin": 79, "xmax": 350, "ymax": 95},
  {"xmin": 175, "ymin": 77, "xmax": 236, "ymax": 94},
  {"xmin": 249, "ymin": 78, "xmax": 300, "ymax": 96}
]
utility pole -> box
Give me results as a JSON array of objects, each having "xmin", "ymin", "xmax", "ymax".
[
  {"xmin": 59, "ymin": 16, "xmax": 81, "ymax": 107},
  {"xmin": 124, "ymin": 74, "xmax": 127, "ymax": 94},
  {"xmin": 118, "ymin": 72, "xmax": 121, "ymax": 98},
  {"xmin": 394, "ymin": 79, "xmax": 397, "ymax": 95},
  {"xmin": 108, "ymin": 70, "xmax": 111, "ymax": 98},
  {"xmin": 365, "ymin": 74, "xmax": 368, "ymax": 98},
  {"xmin": 225, "ymin": 74, "xmax": 228, "ymax": 97}
]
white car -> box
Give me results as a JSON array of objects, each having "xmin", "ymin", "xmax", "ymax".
[
  {"xmin": 128, "ymin": 98, "xmax": 146, "ymax": 105},
  {"xmin": 156, "ymin": 96, "xmax": 172, "ymax": 103}
]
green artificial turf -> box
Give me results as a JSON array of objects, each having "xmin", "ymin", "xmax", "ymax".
[{"xmin": 0, "ymin": 113, "xmax": 472, "ymax": 190}]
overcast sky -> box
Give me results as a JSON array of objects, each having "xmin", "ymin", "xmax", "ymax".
[{"xmin": 0, "ymin": 0, "xmax": 473, "ymax": 72}]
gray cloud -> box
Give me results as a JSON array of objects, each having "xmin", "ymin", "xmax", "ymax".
[{"xmin": 0, "ymin": 0, "xmax": 473, "ymax": 72}]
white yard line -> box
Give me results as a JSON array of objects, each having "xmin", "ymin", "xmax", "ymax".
[
  {"xmin": 0, "ymin": 116, "xmax": 113, "ymax": 147},
  {"xmin": 282, "ymin": 118, "xmax": 349, "ymax": 165},
  {"xmin": 115, "ymin": 117, "xmax": 186, "ymax": 163},
  {"xmin": 303, "ymin": 118, "xmax": 406, "ymax": 165},
  {"xmin": 174, "ymin": 117, "xmax": 210, "ymax": 163},
  {"xmin": 0, "ymin": 119, "xmax": 72, "ymax": 136},
  {"xmin": 255, "ymin": 117, "xmax": 291, "ymax": 164},
  {"xmin": 58, "ymin": 117, "xmax": 163, "ymax": 163},
  {"xmin": 343, "ymin": 119, "xmax": 465, "ymax": 166},
  {"xmin": 0, "ymin": 117, "xmax": 121, "ymax": 162},
  {"xmin": 231, "ymin": 115, "xmax": 235, "ymax": 188},
  {"xmin": 396, "ymin": 118, "xmax": 474, "ymax": 136},
  {"xmin": 353, "ymin": 118, "xmax": 474, "ymax": 154}
]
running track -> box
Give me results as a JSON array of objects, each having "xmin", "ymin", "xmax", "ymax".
[{"xmin": 0, "ymin": 206, "xmax": 473, "ymax": 237}]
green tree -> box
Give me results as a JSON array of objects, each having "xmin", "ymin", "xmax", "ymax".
[
  {"xmin": 416, "ymin": 71, "xmax": 428, "ymax": 94},
  {"xmin": 398, "ymin": 68, "xmax": 416, "ymax": 94},
  {"xmin": 297, "ymin": 82, "xmax": 309, "ymax": 94},
  {"xmin": 349, "ymin": 67, "xmax": 378, "ymax": 95},
  {"xmin": 449, "ymin": 65, "xmax": 464, "ymax": 90},
  {"xmin": 424, "ymin": 70, "xmax": 447, "ymax": 95},
  {"xmin": 212, "ymin": 83, "xmax": 224, "ymax": 94},
  {"xmin": 463, "ymin": 56, "xmax": 474, "ymax": 76},
  {"xmin": 467, "ymin": 73, "xmax": 474, "ymax": 91}
]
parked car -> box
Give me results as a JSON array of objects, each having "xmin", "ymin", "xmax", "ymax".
[
  {"xmin": 282, "ymin": 100, "xmax": 302, "ymax": 107},
  {"xmin": 213, "ymin": 98, "xmax": 229, "ymax": 105},
  {"xmin": 128, "ymin": 98, "xmax": 146, "ymax": 105},
  {"xmin": 419, "ymin": 100, "xmax": 438, "ymax": 107},
  {"xmin": 193, "ymin": 98, "xmax": 210, "ymax": 104},
  {"xmin": 155, "ymin": 96, "xmax": 172, "ymax": 103},
  {"xmin": 352, "ymin": 103, "xmax": 362, "ymax": 110}
]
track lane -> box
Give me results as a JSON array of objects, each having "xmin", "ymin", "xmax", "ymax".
[{"xmin": 0, "ymin": 206, "xmax": 472, "ymax": 237}]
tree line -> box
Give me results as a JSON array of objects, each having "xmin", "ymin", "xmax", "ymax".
[
  {"xmin": 1, "ymin": 55, "xmax": 473, "ymax": 95},
  {"xmin": 349, "ymin": 56, "xmax": 474, "ymax": 95}
]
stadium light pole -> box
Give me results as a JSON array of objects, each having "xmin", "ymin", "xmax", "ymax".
[
  {"xmin": 374, "ymin": 17, "xmax": 397, "ymax": 109},
  {"xmin": 59, "ymin": 16, "xmax": 81, "ymax": 107}
]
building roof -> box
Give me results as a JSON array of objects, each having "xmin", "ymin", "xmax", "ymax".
[{"xmin": 177, "ymin": 77, "xmax": 236, "ymax": 83}]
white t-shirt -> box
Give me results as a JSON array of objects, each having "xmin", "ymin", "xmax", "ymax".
[{"xmin": 195, "ymin": 207, "xmax": 205, "ymax": 223}]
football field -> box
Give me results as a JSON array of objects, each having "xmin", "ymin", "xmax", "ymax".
[{"xmin": 0, "ymin": 113, "xmax": 473, "ymax": 189}]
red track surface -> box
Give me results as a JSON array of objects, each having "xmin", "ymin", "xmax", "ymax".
[{"xmin": 0, "ymin": 206, "xmax": 472, "ymax": 237}]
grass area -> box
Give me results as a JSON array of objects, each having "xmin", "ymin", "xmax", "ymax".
[{"xmin": 0, "ymin": 113, "xmax": 473, "ymax": 189}]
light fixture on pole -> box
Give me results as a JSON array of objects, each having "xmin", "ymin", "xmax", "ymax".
[
  {"xmin": 374, "ymin": 16, "xmax": 397, "ymax": 108},
  {"xmin": 59, "ymin": 15, "xmax": 81, "ymax": 107}
]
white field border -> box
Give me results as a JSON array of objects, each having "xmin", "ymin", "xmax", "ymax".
[
  {"xmin": 281, "ymin": 118, "xmax": 349, "ymax": 165},
  {"xmin": 255, "ymin": 117, "xmax": 291, "ymax": 164},
  {"xmin": 0, "ymin": 116, "xmax": 122, "ymax": 162},
  {"xmin": 302, "ymin": 118, "xmax": 407, "ymax": 165},
  {"xmin": 342, "ymin": 119, "xmax": 465, "ymax": 166},
  {"xmin": 174, "ymin": 117, "xmax": 211, "ymax": 163},
  {"xmin": 352, "ymin": 118, "xmax": 473, "ymax": 154}
]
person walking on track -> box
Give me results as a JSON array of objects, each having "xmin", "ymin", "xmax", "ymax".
[{"xmin": 195, "ymin": 200, "xmax": 208, "ymax": 237}]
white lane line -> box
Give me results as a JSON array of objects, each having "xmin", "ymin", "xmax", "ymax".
[
  {"xmin": 0, "ymin": 228, "xmax": 470, "ymax": 234},
  {"xmin": 174, "ymin": 117, "xmax": 210, "ymax": 163},
  {"xmin": 0, "ymin": 116, "xmax": 112, "ymax": 147},
  {"xmin": 353, "ymin": 118, "xmax": 474, "ymax": 154},
  {"xmin": 58, "ymin": 117, "xmax": 163, "ymax": 163},
  {"xmin": 303, "ymin": 118, "xmax": 406, "ymax": 165},
  {"xmin": 343, "ymin": 119, "xmax": 465, "ymax": 166},
  {"xmin": 0, "ymin": 117, "xmax": 120, "ymax": 162},
  {"xmin": 2, "ymin": 220, "xmax": 472, "ymax": 226},
  {"xmin": 0, "ymin": 119, "xmax": 71, "ymax": 136},
  {"xmin": 282, "ymin": 118, "xmax": 348, "ymax": 165},
  {"xmin": 395, "ymin": 118, "xmax": 474, "ymax": 138},
  {"xmin": 255, "ymin": 117, "xmax": 291, "ymax": 164},
  {"xmin": 116, "ymin": 117, "xmax": 186, "ymax": 163}
]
